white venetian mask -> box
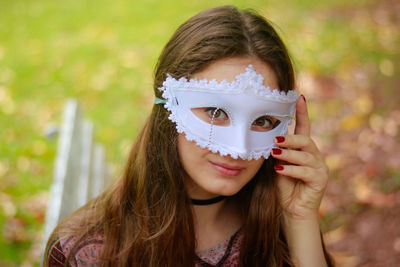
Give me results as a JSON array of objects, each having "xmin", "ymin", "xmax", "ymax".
[{"xmin": 157, "ymin": 65, "xmax": 299, "ymax": 160}]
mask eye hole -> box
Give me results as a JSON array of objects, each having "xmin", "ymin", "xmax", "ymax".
[
  {"xmin": 191, "ymin": 107, "xmax": 230, "ymax": 126},
  {"xmin": 251, "ymin": 115, "xmax": 281, "ymax": 132}
]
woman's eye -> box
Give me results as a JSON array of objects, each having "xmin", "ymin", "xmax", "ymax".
[
  {"xmin": 205, "ymin": 108, "xmax": 227, "ymax": 120},
  {"xmin": 251, "ymin": 116, "xmax": 280, "ymax": 132},
  {"xmin": 190, "ymin": 107, "xmax": 230, "ymax": 126}
]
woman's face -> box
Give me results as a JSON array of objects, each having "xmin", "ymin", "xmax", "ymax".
[{"xmin": 178, "ymin": 57, "xmax": 279, "ymax": 199}]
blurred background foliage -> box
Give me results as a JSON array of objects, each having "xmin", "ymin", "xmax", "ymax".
[{"xmin": 0, "ymin": 0, "xmax": 399, "ymax": 266}]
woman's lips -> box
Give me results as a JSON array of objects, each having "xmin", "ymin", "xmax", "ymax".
[{"xmin": 209, "ymin": 161, "xmax": 244, "ymax": 176}]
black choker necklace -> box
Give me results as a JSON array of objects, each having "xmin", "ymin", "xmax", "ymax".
[{"xmin": 191, "ymin": 195, "xmax": 227, "ymax": 205}]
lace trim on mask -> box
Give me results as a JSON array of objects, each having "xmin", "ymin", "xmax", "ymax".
[{"xmin": 159, "ymin": 65, "xmax": 298, "ymax": 103}]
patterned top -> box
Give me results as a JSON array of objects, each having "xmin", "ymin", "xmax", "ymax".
[{"xmin": 47, "ymin": 229, "xmax": 243, "ymax": 267}]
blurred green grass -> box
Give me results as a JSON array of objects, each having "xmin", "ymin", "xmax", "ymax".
[{"xmin": 0, "ymin": 0, "xmax": 398, "ymax": 265}]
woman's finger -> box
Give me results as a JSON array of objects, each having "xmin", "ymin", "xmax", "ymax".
[
  {"xmin": 294, "ymin": 95, "xmax": 310, "ymax": 136},
  {"xmin": 274, "ymin": 164, "xmax": 328, "ymax": 188},
  {"xmin": 271, "ymin": 148, "xmax": 322, "ymax": 168},
  {"xmin": 274, "ymin": 134, "xmax": 319, "ymax": 154}
]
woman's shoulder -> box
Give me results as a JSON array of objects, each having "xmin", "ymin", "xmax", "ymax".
[{"xmin": 47, "ymin": 234, "xmax": 104, "ymax": 267}]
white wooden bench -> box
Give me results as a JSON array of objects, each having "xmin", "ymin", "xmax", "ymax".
[{"xmin": 41, "ymin": 99, "xmax": 111, "ymax": 263}]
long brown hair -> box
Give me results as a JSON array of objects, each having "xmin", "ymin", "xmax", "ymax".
[{"xmin": 45, "ymin": 6, "xmax": 334, "ymax": 266}]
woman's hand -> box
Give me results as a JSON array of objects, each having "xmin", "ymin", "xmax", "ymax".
[
  {"xmin": 271, "ymin": 95, "xmax": 330, "ymax": 267},
  {"xmin": 271, "ymin": 95, "xmax": 329, "ymax": 221}
]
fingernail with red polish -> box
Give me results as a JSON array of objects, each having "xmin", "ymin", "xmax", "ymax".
[
  {"xmin": 275, "ymin": 136, "xmax": 285, "ymax": 143},
  {"xmin": 272, "ymin": 148, "xmax": 282, "ymax": 155},
  {"xmin": 274, "ymin": 165, "xmax": 284, "ymax": 171},
  {"xmin": 301, "ymin": 94, "xmax": 306, "ymax": 102}
]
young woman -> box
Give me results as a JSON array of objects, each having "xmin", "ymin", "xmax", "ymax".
[{"xmin": 45, "ymin": 5, "xmax": 334, "ymax": 267}]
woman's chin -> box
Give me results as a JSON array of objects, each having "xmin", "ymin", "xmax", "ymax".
[{"xmin": 202, "ymin": 186, "xmax": 241, "ymax": 198}]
